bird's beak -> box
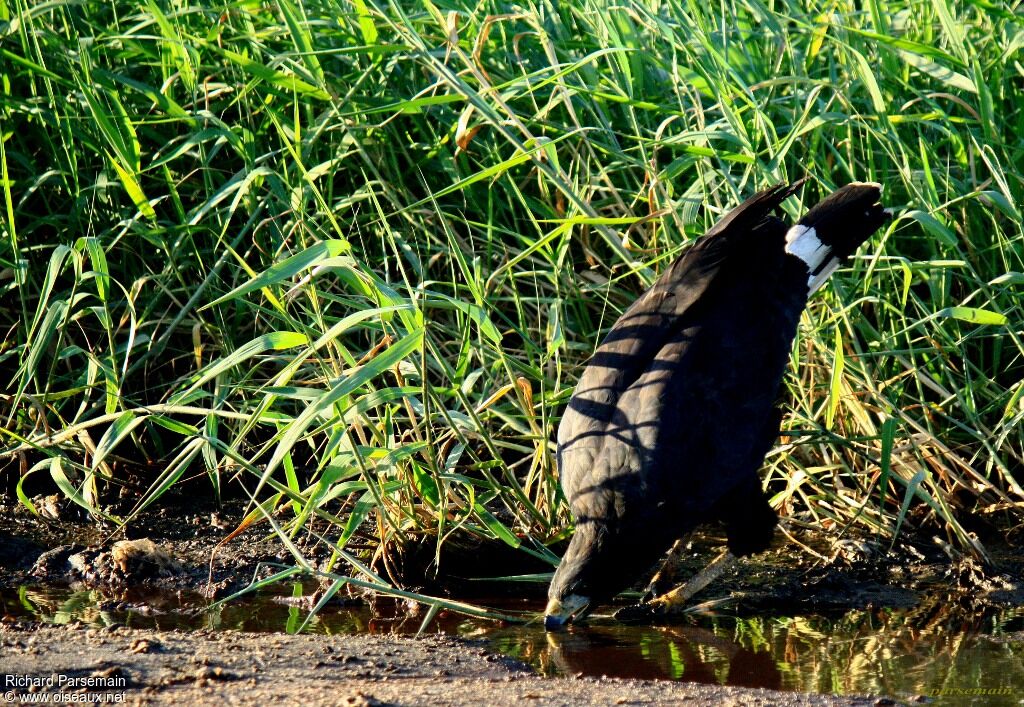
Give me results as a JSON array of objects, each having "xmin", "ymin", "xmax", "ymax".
[
  {"xmin": 544, "ymin": 602, "xmax": 569, "ymax": 630},
  {"xmin": 543, "ymin": 594, "xmax": 590, "ymax": 631}
]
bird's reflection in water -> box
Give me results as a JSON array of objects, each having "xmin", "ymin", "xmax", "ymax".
[{"xmin": 542, "ymin": 621, "xmax": 782, "ymax": 688}]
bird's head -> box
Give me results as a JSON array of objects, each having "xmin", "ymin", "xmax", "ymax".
[
  {"xmin": 543, "ymin": 521, "xmax": 608, "ymax": 630},
  {"xmin": 543, "ymin": 591, "xmax": 591, "ymax": 631}
]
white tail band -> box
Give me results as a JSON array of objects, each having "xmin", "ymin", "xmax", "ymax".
[{"xmin": 785, "ymin": 224, "xmax": 842, "ymax": 294}]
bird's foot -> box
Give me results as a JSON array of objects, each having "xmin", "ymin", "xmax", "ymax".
[
  {"xmin": 613, "ymin": 602, "xmax": 665, "ymax": 623},
  {"xmin": 616, "ymin": 550, "xmax": 737, "ymax": 624},
  {"xmin": 613, "ymin": 587, "xmax": 697, "ymax": 623}
]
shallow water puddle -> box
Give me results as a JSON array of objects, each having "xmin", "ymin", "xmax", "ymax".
[{"xmin": 3, "ymin": 585, "xmax": 1023, "ymax": 705}]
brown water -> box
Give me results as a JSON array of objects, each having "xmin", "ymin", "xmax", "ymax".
[{"xmin": 3, "ymin": 584, "xmax": 1023, "ymax": 705}]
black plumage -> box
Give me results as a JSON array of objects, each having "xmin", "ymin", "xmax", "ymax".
[{"xmin": 544, "ymin": 181, "xmax": 889, "ymax": 628}]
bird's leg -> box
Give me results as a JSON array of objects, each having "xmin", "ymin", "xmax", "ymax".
[
  {"xmin": 642, "ymin": 535, "xmax": 691, "ymax": 601},
  {"xmin": 646, "ymin": 549, "xmax": 735, "ymax": 613}
]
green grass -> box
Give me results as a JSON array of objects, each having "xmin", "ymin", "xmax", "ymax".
[{"xmin": 1, "ymin": 0, "xmax": 1022, "ymax": 607}]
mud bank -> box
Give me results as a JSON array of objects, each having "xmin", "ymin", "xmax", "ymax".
[{"xmin": 1, "ymin": 623, "xmax": 885, "ymax": 706}]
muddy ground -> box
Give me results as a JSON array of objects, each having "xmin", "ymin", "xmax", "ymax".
[
  {"xmin": 1, "ymin": 623, "xmax": 889, "ymax": 706},
  {"xmin": 3, "ymin": 494, "xmax": 1023, "ymax": 705}
]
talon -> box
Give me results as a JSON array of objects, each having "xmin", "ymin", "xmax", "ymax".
[{"xmin": 613, "ymin": 603, "xmax": 662, "ymax": 623}]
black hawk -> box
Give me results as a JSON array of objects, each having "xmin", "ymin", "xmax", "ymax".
[{"xmin": 544, "ymin": 181, "xmax": 889, "ymax": 628}]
